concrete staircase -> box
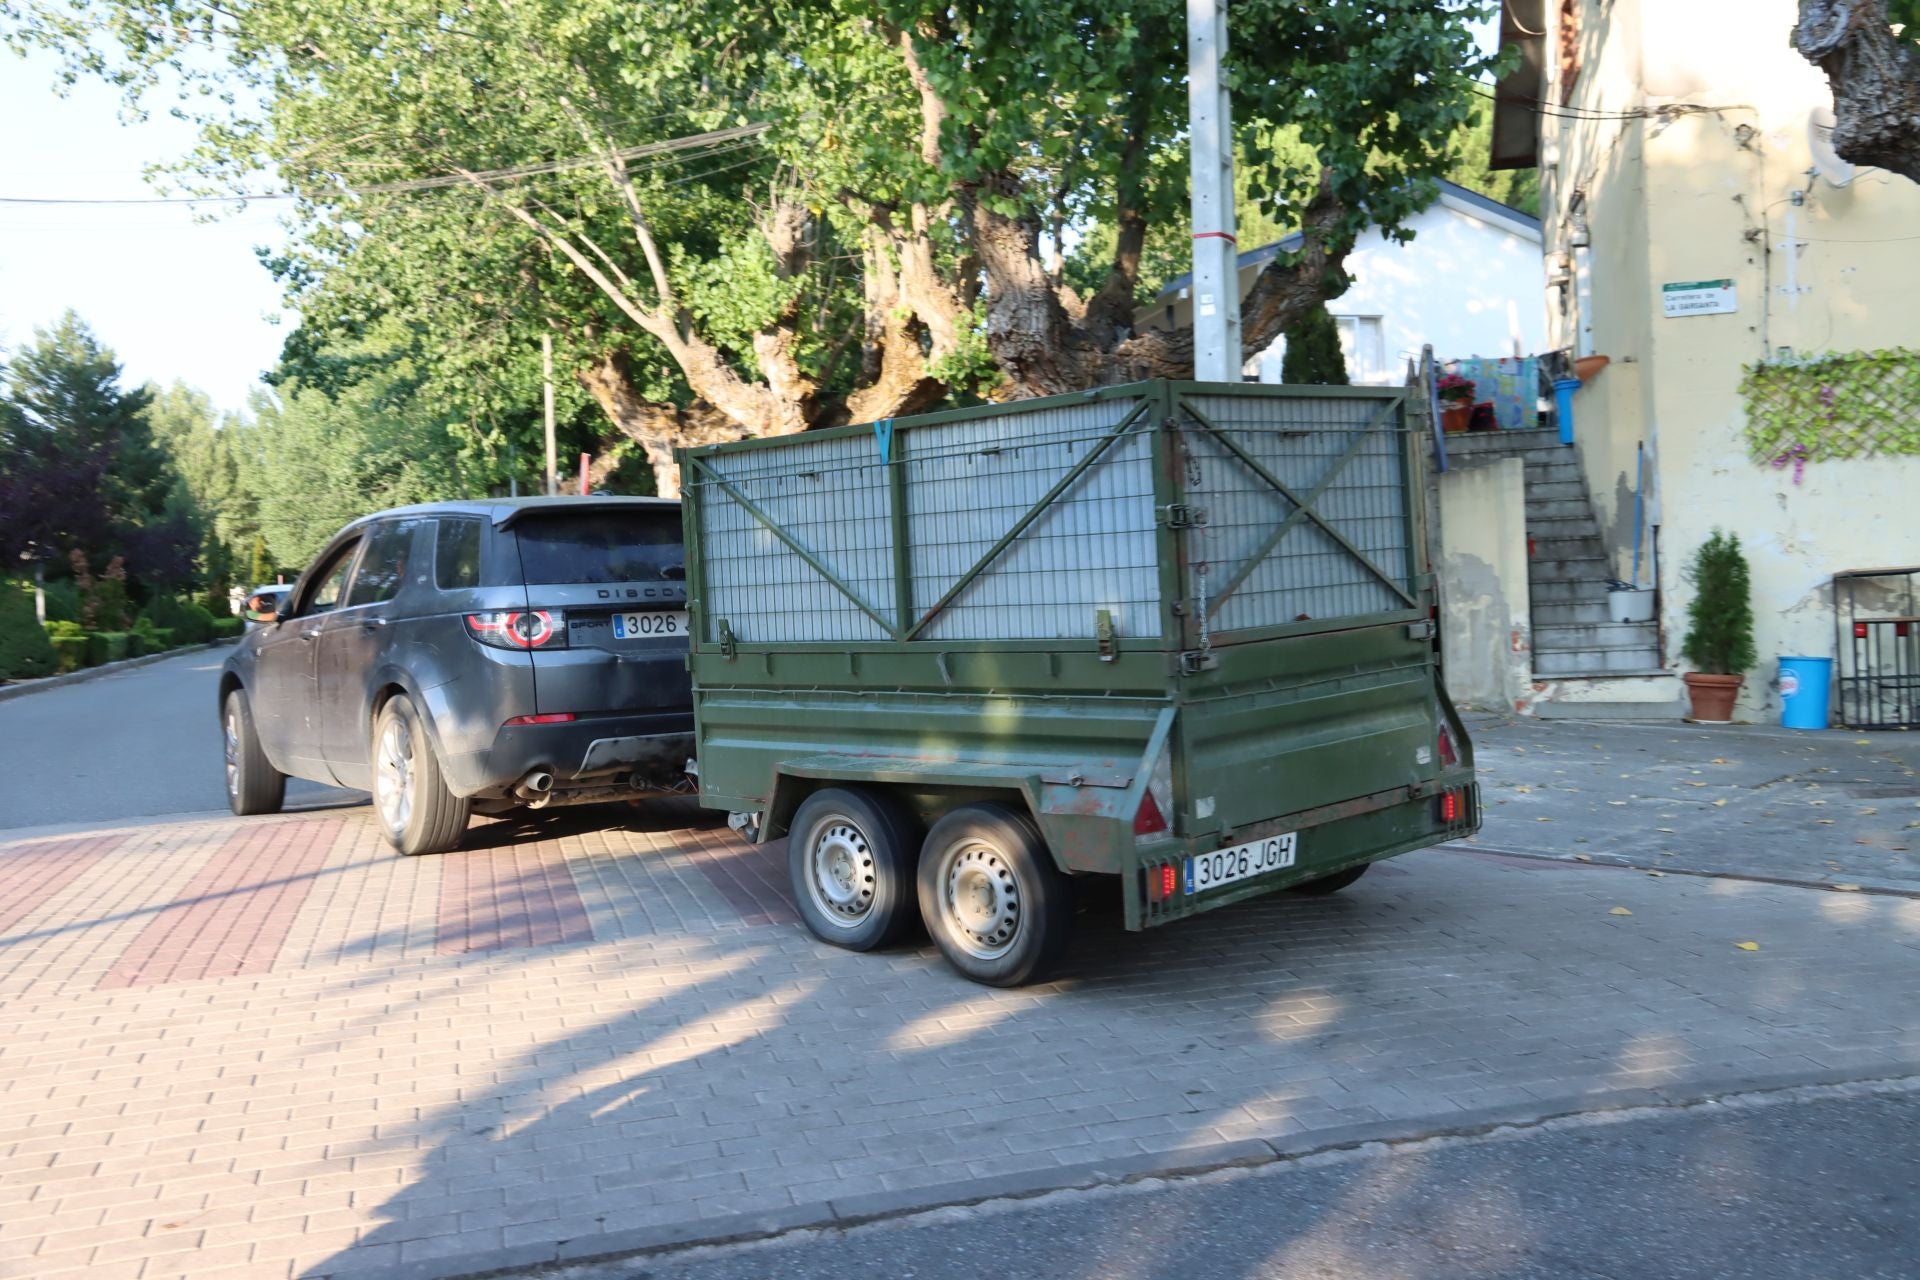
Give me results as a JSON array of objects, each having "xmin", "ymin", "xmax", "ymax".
[{"xmin": 1440, "ymin": 428, "xmax": 1674, "ymax": 714}]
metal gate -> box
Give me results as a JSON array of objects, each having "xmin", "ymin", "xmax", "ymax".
[{"xmin": 1835, "ymin": 566, "xmax": 1920, "ymax": 729}]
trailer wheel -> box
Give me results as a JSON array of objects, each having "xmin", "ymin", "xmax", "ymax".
[
  {"xmin": 787, "ymin": 787, "xmax": 921, "ymax": 951},
  {"xmin": 1287, "ymin": 862, "xmax": 1372, "ymax": 895},
  {"xmin": 917, "ymin": 803, "xmax": 1072, "ymax": 987}
]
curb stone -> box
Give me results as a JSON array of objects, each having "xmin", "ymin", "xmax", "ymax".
[
  {"xmin": 310, "ymin": 1061, "xmax": 1920, "ymax": 1280},
  {"xmin": 0, "ymin": 638, "xmax": 237, "ymax": 703}
]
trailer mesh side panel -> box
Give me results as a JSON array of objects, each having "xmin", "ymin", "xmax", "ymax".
[
  {"xmin": 908, "ymin": 400, "xmax": 1161, "ymax": 641},
  {"xmin": 698, "ymin": 433, "xmax": 896, "ymax": 643},
  {"xmin": 1181, "ymin": 393, "xmax": 1411, "ymax": 633}
]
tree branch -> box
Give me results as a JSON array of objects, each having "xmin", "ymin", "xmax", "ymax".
[{"xmin": 1794, "ymin": 0, "xmax": 1920, "ymax": 183}]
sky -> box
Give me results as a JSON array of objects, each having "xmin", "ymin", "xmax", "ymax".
[{"xmin": 0, "ymin": 45, "xmax": 288, "ymax": 415}]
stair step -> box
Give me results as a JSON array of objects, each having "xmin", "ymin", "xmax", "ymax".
[
  {"xmin": 1530, "ymin": 578, "xmax": 1614, "ymax": 604},
  {"xmin": 1535, "ymin": 647, "xmax": 1666, "ymax": 676},
  {"xmin": 1534, "ymin": 621, "xmax": 1662, "ymax": 651},
  {"xmin": 1532, "ymin": 601, "xmax": 1614, "ymax": 625},
  {"xmin": 1443, "ymin": 428, "xmax": 1563, "ymax": 453},
  {"xmin": 1524, "ymin": 500, "xmax": 1597, "ymax": 522},
  {"xmin": 1528, "ymin": 480, "xmax": 1589, "ymax": 502},
  {"xmin": 1528, "ymin": 556, "xmax": 1612, "ymax": 583},
  {"xmin": 1526, "ymin": 463, "xmax": 1585, "ymax": 484},
  {"xmin": 1531, "ymin": 536, "xmax": 1608, "ymax": 561}
]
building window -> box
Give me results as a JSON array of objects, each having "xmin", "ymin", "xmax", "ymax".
[{"xmin": 1334, "ymin": 315, "xmax": 1387, "ymax": 384}]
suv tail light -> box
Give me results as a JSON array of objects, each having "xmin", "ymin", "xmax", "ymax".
[{"xmin": 467, "ymin": 610, "xmax": 566, "ymax": 650}]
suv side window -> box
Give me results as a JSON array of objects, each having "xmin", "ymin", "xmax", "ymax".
[
  {"xmin": 434, "ymin": 518, "xmax": 483, "ymax": 591},
  {"xmin": 301, "ymin": 538, "xmax": 363, "ymax": 616},
  {"xmin": 346, "ymin": 519, "xmax": 423, "ymax": 608}
]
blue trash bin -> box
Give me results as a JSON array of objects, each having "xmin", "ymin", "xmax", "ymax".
[
  {"xmin": 1778, "ymin": 656, "xmax": 1833, "ymax": 730},
  {"xmin": 1553, "ymin": 377, "xmax": 1582, "ymax": 445}
]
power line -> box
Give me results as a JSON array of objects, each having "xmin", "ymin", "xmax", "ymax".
[{"xmin": 0, "ymin": 124, "xmax": 769, "ymax": 206}]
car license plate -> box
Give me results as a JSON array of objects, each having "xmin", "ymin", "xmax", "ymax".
[
  {"xmin": 1185, "ymin": 832, "xmax": 1297, "ymax": 895},
  {"xmin": 611, "ymin": 610, "xmax": 688, "ymax": 640}
]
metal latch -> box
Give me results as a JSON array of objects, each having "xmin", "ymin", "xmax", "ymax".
[
  {"xmin": 717, "ymin": 618, "xmax": 737, "ymax": 660},
  {"xmin": 1178, "ymin": 649, "xmax": 1219, "ymax": 675},
  {"xmin": 1406, "ymin": 619, "xmax": 1436, "ymax": 641},
  {"xmin": 1096, "ymin": 608, "xmax": 1118, "ymax": 662},
  {"xmin": 1157, "ymin": 504, "xmax": 1206, "ymax": 528}
]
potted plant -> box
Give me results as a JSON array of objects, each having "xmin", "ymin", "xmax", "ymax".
[
  {"xmin": 1680, "ymin": 529, "xmax": 1757, "ymax": 723},
  {"xmin": 1437, "ymin": 373, "xmax": 1475, "ymax": 433}
]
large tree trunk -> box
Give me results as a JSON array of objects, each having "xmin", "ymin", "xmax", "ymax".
[{"xmin": 1795, "ymin": 0, "xmax": 1920, "ymax": 184}]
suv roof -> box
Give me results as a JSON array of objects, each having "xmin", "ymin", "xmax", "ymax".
[{"xmin": 337, "ymin": 495, "xmax": 680, "ymax": 535}]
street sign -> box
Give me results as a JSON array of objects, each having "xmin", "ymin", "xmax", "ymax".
[{"xmin": 1662, "ymin": 279, "xmax": 1737, "ymax": 317}]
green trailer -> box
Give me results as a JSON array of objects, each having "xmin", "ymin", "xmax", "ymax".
[{"xmin": 680, "ymin": 379, "xmax": 1477, "ymax": 985}]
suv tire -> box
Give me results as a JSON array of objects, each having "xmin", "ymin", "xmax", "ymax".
[
  {"xmin": 224, "ymin": 690, "xmax": 286, "ymax": 816},
  {"xmin": 372, "ymin": 695, "xmax": 470, "ymax": 856}
]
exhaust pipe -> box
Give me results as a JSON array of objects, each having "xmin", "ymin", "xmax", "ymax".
[{"xmin": 513, "ymin": 769, "xmax": 555, "ymax": 803}]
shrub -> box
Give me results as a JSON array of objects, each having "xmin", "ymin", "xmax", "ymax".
[
  {"xmin": 86, "ymin": 631, "xmax": 131, "ymax": 667},
  {"xmin": 148, "ymin": 626, "xmax": 176, "ymax": 650},
  {"xmin": 1681, "ymin": 530, "xmax": 1757, "ymax": 676},
  {"xmin": 126, "ymin": 631, "xmax": 148, "ymax": 659},
  {"xmin": 40, "ymin": 578, "xmax": 80, "ymax": 623},
  {"xmin": 49, "ymin": 635, "xmax": 87, "ymax": 673},
  {"xmin": 210, "ymin": 617, "xmax": 245, "ymax": 640},
  {"xmin": 1281, "ymin": 304, "xmax": 1351, "ymax": 386},
  {"xmin": 94, "ymin": 557, "xmax": 131, "ymax": 631},
  {"xmin": 0, "ymin": 588, "xmax": 58, "ymax": 680},
  {"xmin": 140, "ymin": 595, "xmax": 216, "ymax": 645}
]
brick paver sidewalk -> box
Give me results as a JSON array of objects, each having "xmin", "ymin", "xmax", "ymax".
[{"xmin": 2, "ymin": 801, "xmax": 1918, "ymax": 1280}]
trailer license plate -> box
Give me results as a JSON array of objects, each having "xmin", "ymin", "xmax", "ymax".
[
  {"xmin": 612, "ymin": 610, "xmax": 688, "ymax": 639},
  {"xmin": 1186, "ymin": 833, "xmax": 1297, "ymax": 895}
]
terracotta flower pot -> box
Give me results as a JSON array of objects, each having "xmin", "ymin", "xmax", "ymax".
[
  {"xmin": 1683, "ymin": 672, "xmax": 1744, "ymax": 723},
  {"xmin": 1574, "ymin": 354, "xmax": 1611, "ymax": 385},
  {"xmin": 1441, "ymin": 402, "xmax": 1472, "ymax": 433}
]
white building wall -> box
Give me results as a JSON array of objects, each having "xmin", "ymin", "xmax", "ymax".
[{"xmin": 1255, "ymin": 198, "xmax": 1549, "ymax": 384}]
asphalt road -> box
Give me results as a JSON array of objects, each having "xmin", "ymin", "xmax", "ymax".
[
  {"xmin": 0, "ymin": 647, "xmax": 358, "ymax": 831},
  {"xmin": 571, "ymin": 1086, "xmax": 1920, "ymax": 1280}
]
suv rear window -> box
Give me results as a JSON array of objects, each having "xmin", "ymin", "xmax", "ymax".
[{"xmin": 513, "ymin": 509, "xmax": 683, "ymax": 585}]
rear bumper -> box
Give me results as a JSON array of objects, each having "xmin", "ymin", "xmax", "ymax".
[
  {"xmin": 1124, "ymin": 778, "xmax": 1480, "ymax": 929},
  {"xmin": 441, "ymin": 709, "xmax": 695, "ymax": 798}
]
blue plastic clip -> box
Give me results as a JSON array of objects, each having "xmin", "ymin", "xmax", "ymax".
[{"xmin": 874, "ymin": 417, "xmax": 894, "ymax": 464}]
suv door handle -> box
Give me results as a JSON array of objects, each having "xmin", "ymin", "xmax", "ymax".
[
  {"xmin": 361, "ymin": 618, "xmax": 388, "ymax": 631},
  {"xmin": 299, "ymin": 628, "xmax": 318, "ymax": 642}
]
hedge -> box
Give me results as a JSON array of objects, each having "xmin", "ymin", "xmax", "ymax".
[
  {"xmin": 86, "ymin": 631, "xmax": 131, "ymax": 667},
  {"xmin": 210, "ymin": 617, "xmax": 245, "ymax": 640},
  {"xmin": 0, "ymin": 588, "xmax": 58, "ymax": 680},
  {"xmin": 49, "ymin": 636, "xmax": 87, "ymax": 674},
  {"xmin": 139, "ymin": 595, "xmax": 217, "ymax": 645}
]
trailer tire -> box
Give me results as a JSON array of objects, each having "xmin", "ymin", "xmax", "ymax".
[
  {"xmin": 917, "ymin": 803, "xmax": 1072, "ymax": 987},
  {"xmin": 787, "ymin": 787, "xmax": 921, "ymax": 952},
  {"xmin": 1287, "ymin": 862, "xmax": 1372, "ymax": 895}
]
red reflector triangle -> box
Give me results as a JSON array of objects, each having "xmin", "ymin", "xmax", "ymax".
[{"xmin": 1134, "ymin": 789, "xmax": 1168, "ymax": 836}]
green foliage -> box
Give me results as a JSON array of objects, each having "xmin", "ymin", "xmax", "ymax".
[
  {"xmin": 0, "ymin": 587, "xmax": 58, "ymax": 680},
  {"xmin": 85, "ymin": 631, "xmax": 131, "ymax": 667},
  {"xmin": 92, "ymin": 557, "xmax": 131, "ymax": 631},
  {"xmin": 1739, "ymin": 348, "xmax": 1920, "ymax": 464},
  {"xmin": 140, "ymin": 595, "xmax": 215, "ymax": 645},
  {"xmin": 39, "ymin": 578, "xmax": 79, "ymax": 623},
  {"xmin": 49, "ymin": 634, "xmax": 87, "ymax": 673},
  {"xmin": 210, "ymin": 617, "xmax": 245, "ymax": 640},
  {"xmin": 148, "ymin": 626, "xmax": 177, "ymax": 650},
  {"xmin": 1442, "ymin": 94, "xmax": 1540, "ymax": 217},
  {"xmin": 1281, "ymin": 305, "xmax": 1351, "ymax": 385},
  {"xmin": 1681, "ymin": 531, "xmax": 1757, "ymax": 677}
]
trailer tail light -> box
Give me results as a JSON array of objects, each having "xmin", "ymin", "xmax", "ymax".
[
  {"xmin": 503, "ymin": 712, "xmax": 577, "ymax": 726},
  {"xmin": 1134, "ymin": 790, "xmax": 1168, "ymax": 836},
  {"xmin": 1437, "ymin": 722, "xmax": 1459, "ymax": 769},
  {"xmin": 467, "ymin": 610, "xmax": 565, "ymax": 650},
  {"xmin": 1439, "ymin": 789, "xmax": 1461, "ymax": 825},
  {"xmin": 1150, "ymin": 864, "xmax": 1179, "ymax": 901}
]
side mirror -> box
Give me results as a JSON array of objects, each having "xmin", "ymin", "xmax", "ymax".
[{"xmin": 243, "ymin": 593, "xmax": 281, "ymax": 624}]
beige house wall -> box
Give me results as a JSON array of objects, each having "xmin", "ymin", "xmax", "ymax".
[
  {"xmin": 1438, "ymin": 458, "xmax": 1533, "ymax": 713},
  {"xmin": 1541, "ymin": 0, "xmax": 1920, "ymax": 720}
]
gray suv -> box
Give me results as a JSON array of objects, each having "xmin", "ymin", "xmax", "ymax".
[{"xmin": 219, "ymin": 497, "xmax": 692, "ymax": 854}]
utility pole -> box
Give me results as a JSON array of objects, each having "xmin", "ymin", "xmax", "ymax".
[
  {"xmin": 542, "ymin": 332, "xmax": 558, "ymax": 496},
  {"xmin": 1187, "ymin": 0, "xmax": 1241, "ymax": 382}
]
